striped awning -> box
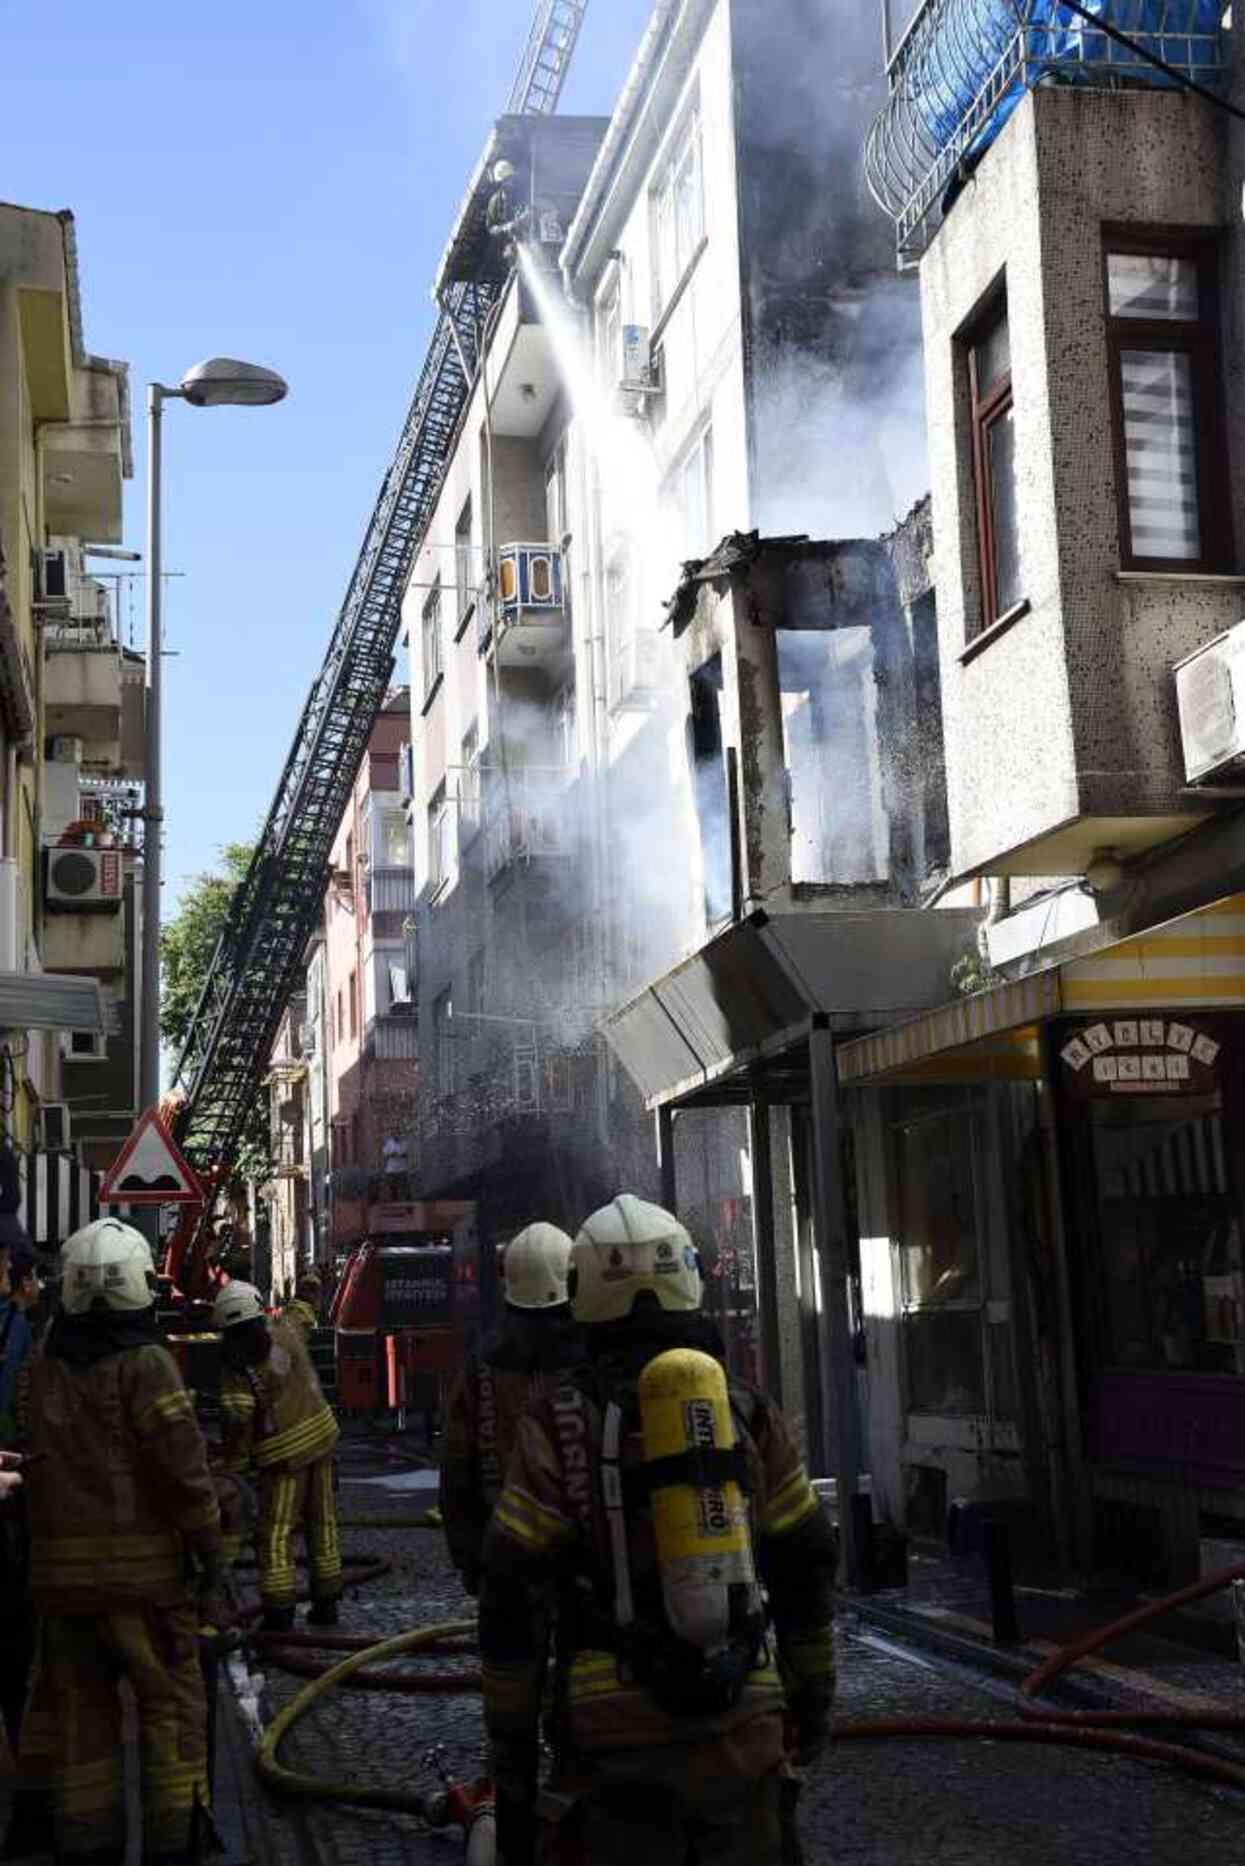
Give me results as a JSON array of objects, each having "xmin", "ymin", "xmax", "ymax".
[{"xmin": 838, "ymin": 893, "xmax": 1245, "ymax": 1086}]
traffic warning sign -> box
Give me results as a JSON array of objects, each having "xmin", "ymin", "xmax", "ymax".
[{"xmin": 99, "ymin": 1107, "xmax": 204, "ymax": 1206}]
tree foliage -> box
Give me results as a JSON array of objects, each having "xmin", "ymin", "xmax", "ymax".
[{"xmin": 159, "ymin": 843, "xmax": 271, "ymax": 1181}]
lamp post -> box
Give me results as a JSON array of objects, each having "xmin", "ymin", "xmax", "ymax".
[{"xmin": 140, "ymin": 358, "xmax": 288, "ymax": 1117}]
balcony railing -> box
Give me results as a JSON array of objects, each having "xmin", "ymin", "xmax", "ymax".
[
  {"xmin": 368, "ymin": 865, "xmax": 417, "ymax": 915},
  {"xmin": 484, "ymin": 768, "xmax": 573, "ymax": 881},
  {"xmin": 866, "ymin": 1, "xmax": 1225, "ymax": 265},
  {"xmin": 367, "ymin": 1012, "xmax": 419, "ymax": 1061}
]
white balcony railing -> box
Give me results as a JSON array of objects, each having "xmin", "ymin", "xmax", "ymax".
[
  {"xmin": 484, "ymin": 768, "xmax": 573, "ymax": 880},
  {"xmin": 866, "ymin": 1, "xmax": 1225, "ymax": 265}
]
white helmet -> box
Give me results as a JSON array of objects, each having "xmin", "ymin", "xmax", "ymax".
[
  {"xmin": 61, "ymin": 1217, "xmax": 156, "ymax": 1315},
  {"xmin": 502, "ymin": 1223, "xmax": 573, "ymax": 1311},
  {"xmin": 212, "ymin": 1280, "xmax": 266, "ymax": 1331},
  {"xmin": 491, "ymin": 159, "xmax": 516, "ymax": 185},
  {"xmin": 570, "ymin": 1195, "xmax": 701, "ymax": 1326}
]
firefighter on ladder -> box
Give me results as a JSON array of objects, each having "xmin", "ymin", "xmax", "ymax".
[
  {"xmin": 8, "ymin": 1219, "xmax": 228, "ymax": 1866},
  {"xmin": 213, "ymin": 1281, "xmax": 342, "ymax": 1632},
  {"xmin": 440, "ymin": 1223, "xmax": 582, "ymax": 1594},
  {"xmin": 479, "ymin": 1195, "xmax": 838, "ymax": 1866}
]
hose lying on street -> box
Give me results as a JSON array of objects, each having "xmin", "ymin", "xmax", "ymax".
[{"xmin": 246, "ymin": 1557, "xmax": 1245, "ymax": 1813}]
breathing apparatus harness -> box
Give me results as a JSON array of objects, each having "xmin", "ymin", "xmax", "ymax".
[{"xmin": 550, "ymin": 1349, "xmax": 769, "ymax": 1719}]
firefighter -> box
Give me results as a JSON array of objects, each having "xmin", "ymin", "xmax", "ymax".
[
  {"xmin": 480, "ymin": 1195, "xmax": 837, "ymax": 1866},
  {"xmin": 281, "ymin": 1271, "xmax": 322, "ymax": 1340},
  {"xmin": 11, "ymin": 1218, "xmax": 226, "ymax": 1866},
  {"xmin": 440, "ymin": 1222, "xmax": 581, "ymax": 1594},
  {"xmin": 213, "ymin": 1280, "xmax": 342, "ymax": 1632}
]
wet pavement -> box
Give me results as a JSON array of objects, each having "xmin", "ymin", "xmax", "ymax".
[{"xmin": 210, "ymin": 1433, "xmax": 1245, "ymax": 1866}]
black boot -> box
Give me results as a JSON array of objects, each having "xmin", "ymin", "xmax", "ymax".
[
  {"xmin": 260, "ymin": 1605, "xmax": 296, "ymax": 1634},
  {"xmin": 306, "ymin": 1597, "xmax": 339, "ymax": 1628}
]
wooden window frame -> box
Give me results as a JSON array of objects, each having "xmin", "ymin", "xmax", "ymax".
[
  {"xmin": 1103, "ymin": 228, "xmax": 1233, "ymax": 574},
  {"xmin": 967, "ymin": 296, "xmax": 1016, "ymax": 637}
]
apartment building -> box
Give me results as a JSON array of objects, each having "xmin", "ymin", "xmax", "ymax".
[
  {"xmin": 402, "ymin": 0, "xmax": 980, "ymax": 1522},
  {"xmin": 0, "ymin": 202, "xmax": 138, "ymax": 1249},
  {"xmin": 846, "ymin": 1, "xmax": 1245, "ymax": 1581},
  {"xmin": 318, "ymin": 691, "xmax": 416, "ymax": 1259}
]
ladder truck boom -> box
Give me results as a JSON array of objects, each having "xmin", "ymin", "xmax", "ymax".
[{"xmin": 167, "ymin": 0, "xmax": 591, "ymax": 1286}]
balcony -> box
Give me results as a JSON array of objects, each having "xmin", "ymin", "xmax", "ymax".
[
  {"xmin": 866, "ymin": 0, "xmax": 1225, "ymax": 264},
  {"xmin": 484, "ymin": 767, "xmax": 572, "ymax": 881},
  {"xmin": 493, "ymin": 543, "xmax": 567, "ymax": 669}
]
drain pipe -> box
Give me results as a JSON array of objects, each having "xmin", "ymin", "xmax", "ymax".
[{"xmin": 978, "ymin": 875, "xmax": 1010, "ymax": 961}]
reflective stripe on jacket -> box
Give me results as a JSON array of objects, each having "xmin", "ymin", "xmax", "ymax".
[{"xmin": 219, "ymin": 1317, "xmax": 338, "ymax": 1475}]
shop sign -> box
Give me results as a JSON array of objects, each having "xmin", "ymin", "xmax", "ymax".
[{"xmin": 1059, "ymin": 1017, "xmax": 1220, "ymax": 1098}]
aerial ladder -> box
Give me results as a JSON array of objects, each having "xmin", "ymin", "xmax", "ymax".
[{"xmin": 166, "ymin": 0, "xmax": 590, "ymax": 1295}]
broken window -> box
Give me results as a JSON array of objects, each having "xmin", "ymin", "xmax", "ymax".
[
  {"xmin": 688, "ymin": 655, "xmax": 732, "ymax": 926},
  {"xmin": 777, "ymin": 628, "xmax": 888, "ymax": 886},
  {"xmin": 1105, "ymin": 237, "xmax": 1229, "ymax": 570}
]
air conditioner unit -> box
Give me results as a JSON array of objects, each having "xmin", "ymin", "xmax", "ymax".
[
  {"xmin": 61, "ymin": 1028, "xmax": 107, "ymax": 1063},
  {"xmin": 1175, "ymin": 622, "xmax": 1245, "ymax": 784},
  {"xmin": 616, "ymin": 326, "xmax": 661, "ymax": 416},
  {"xmin": 49, "ymin": 735, "xmax": 84, "ymax": 766},
  {"xmin": 39, "ymin": 1103, "xmax": 72, "ymax": 1151},
  {"xmin": 45, "ymin": 845, "xmax": 124, "ymax": 912},
  {"xmin": 36, "ymin": 549, "xmax": 69, "ymax": 611}
]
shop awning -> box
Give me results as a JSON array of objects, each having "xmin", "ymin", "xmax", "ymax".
[
  {"xmin": 603, "ymin": 906, "xmax": 979, "ymax": 1108},
  {"xmin": 0, "ymin": 972, "xmax": 105, "ymax": 1034},
  {"xmin": 837, "ymin": 892, "xmax": 1245, "ymax": 1087}
]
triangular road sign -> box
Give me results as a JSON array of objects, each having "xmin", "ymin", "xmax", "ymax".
[{"xmin": 99, "ymin": 1107, "xmax": 204, "ymax": 1206}]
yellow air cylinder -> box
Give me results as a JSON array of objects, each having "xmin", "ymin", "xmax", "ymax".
[{"xmin": 637, "ymin": 1347, "xmax": 757, "ymax": 1650}]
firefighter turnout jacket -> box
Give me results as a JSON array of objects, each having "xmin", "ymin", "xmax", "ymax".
[
  {"xmin": 479, "ymin": 1333, "xmax": 837, "ymax": 1764},
  {"xmin": 218, "ymin": 1316, "xmax": 338, "ymax": 1477},
  {"xmin": 440, "ymin": 1308, "xmax": 581, "ymax": 1589},
  {"xmin": 25, "ymin": 1313, "xmax": 222, "ymax": 1610},
  {"xmin": 281, "ymin": 1297, "xmax": 318, "ymax": 1340}
]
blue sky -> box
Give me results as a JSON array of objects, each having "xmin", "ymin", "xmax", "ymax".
[{"xmin": 0, "ymin": 0, "xmax": 651, "ymax": 912}]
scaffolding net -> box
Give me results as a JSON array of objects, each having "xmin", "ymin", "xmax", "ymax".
[{"xmin": 866, "ymin": 1, "xmax": 1226, "ymax": 265}]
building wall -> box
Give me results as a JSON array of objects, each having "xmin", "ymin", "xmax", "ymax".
[{"xmin": 922, "ymin": 88, "xmax": 1237, "ymax": 880}]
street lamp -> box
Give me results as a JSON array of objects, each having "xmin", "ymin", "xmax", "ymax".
[{"xmin": 140, "ymin": 358, "xmax": 288, "ymax": 1117}]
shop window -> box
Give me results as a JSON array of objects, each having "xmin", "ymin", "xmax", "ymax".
[
  {"xmin": 897, "ymin": 1102, "xmax": 987, "ymax": 1416},
  {"xmin": 1105, "ymin": 236, "xmax": 1229, "ymax": 571},
  {"xmin": 966, "ymin": 293, "xmax": 1021, "ymax": 635}
]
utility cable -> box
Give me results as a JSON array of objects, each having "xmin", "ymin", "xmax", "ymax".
[{"xmin": 1058, "ymin": 0, "xmax": 1245, "ymax": 124}]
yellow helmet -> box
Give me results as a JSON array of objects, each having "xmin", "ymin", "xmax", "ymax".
[{"xmin": 570, "ymin": 1195, "xmax": 701, "ymax": 1326}]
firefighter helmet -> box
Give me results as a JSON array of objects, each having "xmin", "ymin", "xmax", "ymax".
[
  {"xmin": 570, "ymin": 1195, "xmax": 701, "ymax": 1325},
  {"xmin": 212, "ymin": 1280, "xmax": 267, "ymax": 1330},
  {"xmin": 502, "ymin": 1222, "xmax": 573, "ymax": 1310},
  {"xmin": 60, "ymin": 1217, "xmax": 155, "ymax": 1315}
]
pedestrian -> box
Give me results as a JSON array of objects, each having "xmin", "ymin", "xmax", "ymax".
[
  {"xmin": 280, "ymin": 1271, "xmax": 323, "ymax": 1341},
  {"xmin": 480, "ymin": 1194, "xmax": 837, "ymax": 1866},
  {"xmin": 213, "ymin": 1280, "xmax": 342, "ymax": 1632},
  {"xmin": 7, "ymin": 1217, "xmax": 228, "ymax": 1866},
  {"xmin": 440, "ymin": 1223, "xmax": 581, "ymax": 1594}
]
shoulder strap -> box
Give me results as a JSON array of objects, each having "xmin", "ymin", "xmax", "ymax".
[{"xmin": 602, "ymin": 1400, "xmax": 635, "ymax": 1630}]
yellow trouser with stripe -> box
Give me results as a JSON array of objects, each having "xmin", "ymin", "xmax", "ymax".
[
  {"xmin": 19, "ymin": 1603, "xmax": 208, "ymax": 1862},
  {"xmin": 257, "ymin": 1456, "xmax": 341, "ymax": 1609}
]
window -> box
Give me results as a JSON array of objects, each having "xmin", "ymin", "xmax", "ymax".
[
  {"xmin": 455, "ymin": 499, "xmax": 474, "ymax": 631},
  {"xmin": 380, "ymin": 807, "xmax": 411, "ymax": 870},
  {"xmin": 688, "ymin": 655, "xmax": 732, "ymax": 925},
  {"xmin": 545, "ymin": 441, "xmax": 568, "ymax": 546},
  {"xmin": 422, "ymin": 577, "xmax": 443, "ymax": 701},
  {"xmin": 546, "ymin": 1053, "xmax": 574, "ymax": 1114},
  {"xmin": 598, "ymin": 281, "xmax": 621, "ymax": 385},
  {"xmin": 896, "ymin": 1102, "xmax": 988, "ymax": 1416},
  {"xmin": 335, "ymin": 989, "xmax": 343, "ymax": 1045},
  {"xmin": 345, "ymin": 832, "xmax": 354, "ymax": 878},
  {"xmin": 1105, "ymin": 237, "xmax": 1229, "ymax": 570},
  {"xmin": 652, "ymin": 108, "xmax": 704, "ymax": 316},
  {"xmin": 605, "ymin": 547, "xmax": 634, "ymax": 704},
  {"xmin": 428, "ymin": 781, "xmax": 453, "ymax": 894},
  {"xmin": 675, "ymin": 426, "xmax": 714, "ymax": 557},
  {"xmin": 459, "ymin": 724, "xmax": 481, "ymax": 834},
  {"xmin": 434, "ymin": 989, "xmax": 455, "ymax": 1097},
  {"xmin": 348, "ymin": 969, "xmax": 358, "ymax": 1040},
  {"xmin": 551, "ymin": 684, "xmax": 576, "ymax": 772},
  {"xmin": 968, "ymin": 297, "xmax": 1021, "ymax": 634}
]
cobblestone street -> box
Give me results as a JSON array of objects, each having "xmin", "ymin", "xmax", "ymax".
[{"xmin": 210, "ymin": 1438, "xmax": 1245, "ymax": 1866}]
